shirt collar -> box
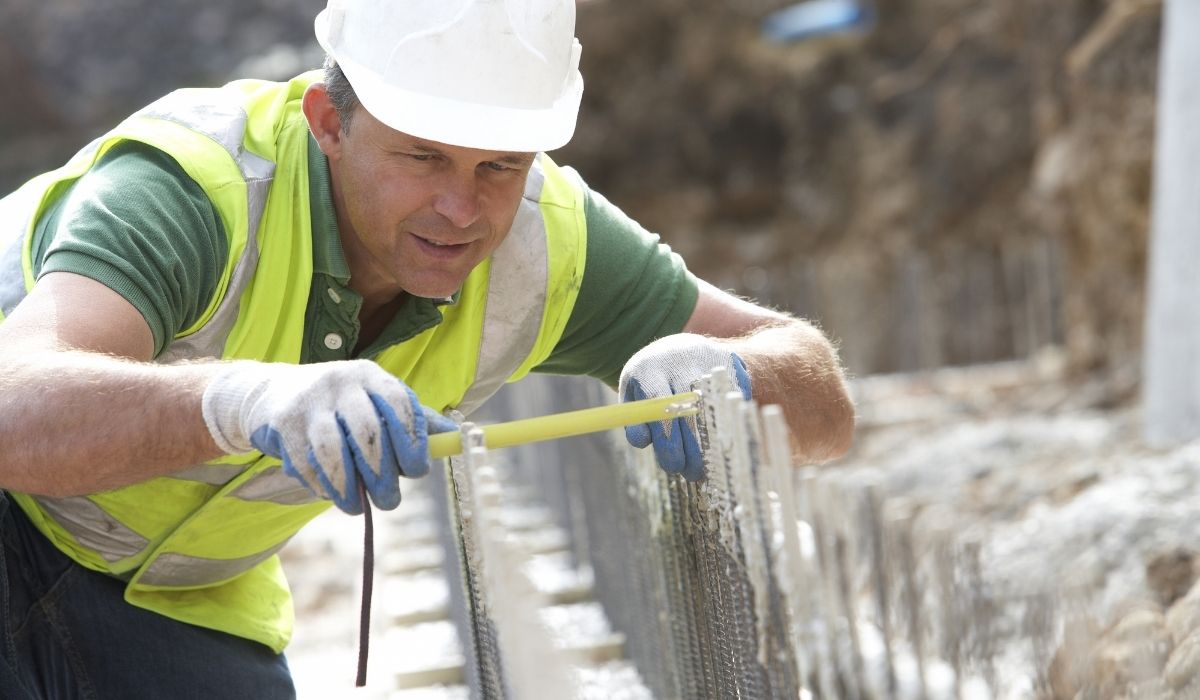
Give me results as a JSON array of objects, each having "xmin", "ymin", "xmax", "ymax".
[{"xmin": 307, "ymin": 133, "xmax": 350, "ymax": 283}]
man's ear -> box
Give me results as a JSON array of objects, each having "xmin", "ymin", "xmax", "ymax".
[{"xmin": 302, "ymin": 83, "xmax": 345, "ymax": 159}]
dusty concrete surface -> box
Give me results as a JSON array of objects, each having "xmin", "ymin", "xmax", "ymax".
[{"xmin": 282, "ymin": 476, "xmax": 652, "ymax": 699}]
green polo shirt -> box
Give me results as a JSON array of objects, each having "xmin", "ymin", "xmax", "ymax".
[{"xmin": 30, "ymin": 138, "xmax": 697, "ymax": 387}]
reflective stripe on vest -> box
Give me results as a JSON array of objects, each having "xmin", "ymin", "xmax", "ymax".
[
  {"xmin": 22, "ymin": 456, "xmax": 312, "ymax": 570},
  {"xmin": 457, "ymin": 162, "xmax": 549, "ymax": 414},
  {"xmin": 136, "ymin": 90, "xmax": 274, "ymax": 365},
  {"xmin": 168, "ymin": 462, "xmax": 247, "ymax": 487},
  {"xmin": 227, "ymin": 469, "xmax": 320, "ymax": 506},
  {"xmin": 134, "ymin": 89, "xmax": 276, "ymax": 362},
  {"xmin": 0, "ymin": 134, "xmax": 108, "ymax": 317},
  {"xmin": 35, "ymin": 494, "xmax": 150, "ymax": 564},
  {"xmin": 0, "ymin": 89, "xmax": 274, "ymax": 330},
  {"xmin": 0, "ymin": 179, "xmax": 40, "ymax": 316},
  {"xmin": 137, "ymin": 543, "xmax": 290, "ymax": 588}
]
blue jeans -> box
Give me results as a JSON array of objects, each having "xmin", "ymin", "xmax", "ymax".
[{"xmin": 0, "ymin": 492, "xmax": 296, "ymax": 699}]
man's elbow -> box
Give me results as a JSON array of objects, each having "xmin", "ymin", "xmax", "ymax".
[
  {"xmin": 824, "ymin": 399, "xmax": 856, "ymax": 461},
  {"xmin": 806, "ymin": 390, "xmax": 856, "ymax": 463},
  {"xmin": 792, "ymin": 377, "xmax": 859, "ymax": 465}
]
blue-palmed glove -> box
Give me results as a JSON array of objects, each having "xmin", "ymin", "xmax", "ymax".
[
  {"xmin": 618, "ymin": 333, "xmax": 752, "ymax": 482},
  {"xmin": 202, "ymin": 360, "xmax": 457, "ymax": 515}
]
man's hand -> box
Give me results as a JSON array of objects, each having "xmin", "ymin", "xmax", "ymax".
[
  {"xmin": 202, "ymin": 360, "xmax": 457, "ymax": 514},
  {"xmin": 618, "ymin": 333, "xmax": 751, "ymax": 481}
]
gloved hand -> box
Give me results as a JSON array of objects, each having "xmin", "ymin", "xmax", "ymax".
[
  {"xmin": 618, "ymin": 333, "xmax": 752, "ymax": 481},
  {"xmin": 202, "ymin": 360, "xmax": 457, "ymax": 514}
]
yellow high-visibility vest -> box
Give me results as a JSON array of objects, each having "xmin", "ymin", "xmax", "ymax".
[{"xmin": 0, "ymin": 71, "xmax": 586, "ymax": 652}]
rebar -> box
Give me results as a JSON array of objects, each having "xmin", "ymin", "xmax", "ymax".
[{"xmin": 428, "ymin": 373, "xmax": 1082, "ymax": 698}]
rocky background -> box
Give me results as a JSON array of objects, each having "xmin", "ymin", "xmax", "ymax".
[
  {"xmin": 0, "ymin": 0, "xmax": 321, "ymax": 189},
  {"xmin": 0, "ymin": 0, "xmax": 1163, "ymax": 382}
]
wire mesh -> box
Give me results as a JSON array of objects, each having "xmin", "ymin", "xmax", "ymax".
[
  {"xmin": 432, "ymin": 425, "xmax": 511, "ymax": 700},
  {"xmin": 431, "ymin": 371, "xmax": 1084, "ymax": 698},
  {"xmin": 565, "ymin": 368, "xmax": 803, "ymax": 699}
]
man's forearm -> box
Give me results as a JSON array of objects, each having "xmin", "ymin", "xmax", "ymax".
[
  {"xmin": 0, "ymin": 351, "xmax": 225, "ymax": 497},
  {"xmin": 719, "ymin": 320, "xmax": 855, "ymax": 464}
]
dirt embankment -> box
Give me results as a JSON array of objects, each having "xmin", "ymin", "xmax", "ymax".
[{"xmin": 563, "ymin": 0, "xmax": 1160, "ymax": 380}]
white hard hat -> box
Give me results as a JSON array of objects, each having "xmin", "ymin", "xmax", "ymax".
[{"xmin": 315, "ymin": 0, "xmax": 584, "ymax": 152}]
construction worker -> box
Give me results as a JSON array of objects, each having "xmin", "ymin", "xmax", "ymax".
[{"xmin": 0, "ymin": 0, "xmax": 853, "ymax": 697}]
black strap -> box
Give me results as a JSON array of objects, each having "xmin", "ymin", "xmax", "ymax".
[{"xmin": 356, "ymin": 480, "xmax": 375, "ymax": 687}]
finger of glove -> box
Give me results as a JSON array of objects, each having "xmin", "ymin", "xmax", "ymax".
[
  {"xmin": 252, "ymin": 425, "xmax": 328, "ymax": 500},
  {"xmin": 649, "ymin": 418, "xmax": 688, "ymax": 475},
  {"xmin": 622, "ymin": 379, "xmax": 653, "ymax": 449},
  {"xmin": 422, "ymin": 407, "xmax": 458, "ymax": 435},
  {"xmin": 333, "ymin": 389, "xmax": 390, "ymax": 479},
  {"xmin": 370, "ymin": 390, "xmax": 433, "ymax": 478},
  {"xmin": 679, "ymin": 416, "xmax": 706, "ymax": 482},
  {"xmin": 306, "ymin": 413, "xmax": 362, "ymax": 513},
  {"xmin": 308, "ymin": 444, "xmax": 364, "ymax": 515},
  {"xmin": 337, "ymin": 411, "xmax": 401, "ymax": 511}
]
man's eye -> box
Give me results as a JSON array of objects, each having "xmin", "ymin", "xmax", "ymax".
[
  {"xmin": 406, "ymin": 153, "xmax": 435, "ymax": 162},
  {"xmin": 483, "ymin": 162, "xmax": 510, "ymax": 172}
]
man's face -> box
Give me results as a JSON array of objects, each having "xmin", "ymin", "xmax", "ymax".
[{"xmin": 317, "ymin": 95, "xmax": 536, "ymax": 301}]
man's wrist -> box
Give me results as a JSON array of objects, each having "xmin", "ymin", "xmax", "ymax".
[{"xmin": 201, "ymin": 362, "xmax": 260, "ymax": 454}]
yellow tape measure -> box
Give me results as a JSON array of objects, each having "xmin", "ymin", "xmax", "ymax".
[{"xmin": 428, "ymin": 391, "xmax": 701, "ymax": 459}]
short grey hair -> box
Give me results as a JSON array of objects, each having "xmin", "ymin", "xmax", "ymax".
[{"xmin": 323, "ymin": 56, "xmax": 360, "ymax": 133}]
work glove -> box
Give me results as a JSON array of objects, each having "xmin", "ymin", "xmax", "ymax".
[
  {"xmin": 618, "ymin": 333, "xmax": 752, "ymax": 482},
  {"xmin": 202, "ymin": 360, "xmax": 457, "ymax": 514}
]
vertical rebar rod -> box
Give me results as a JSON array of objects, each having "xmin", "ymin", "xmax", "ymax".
[
  {"xmin": 799, "ymin": 471, "xmax": 841, "ymax": 699},
  {"xmin": 762, "ymin": 407, "xmax": 815, "ymax": 694},
  {"xmin": 863, "ymin": 482, "xmax": 899, "ymax": 699},
  {"xmin": 893, "ymin": 513, "xmax": 929, "ymax": 700},
  {"xmin": 934, "ymin": 536, "xmax": 963, "ymax": 699}
]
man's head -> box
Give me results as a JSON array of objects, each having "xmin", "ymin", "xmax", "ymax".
[{"xmin": 303, "ymin": 0, "xmax": 583, "ymax": 302}]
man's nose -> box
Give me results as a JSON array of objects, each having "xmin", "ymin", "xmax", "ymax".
[{"xmin": 431, "ymin": 170, "xmax": 482, "ymax": 229}]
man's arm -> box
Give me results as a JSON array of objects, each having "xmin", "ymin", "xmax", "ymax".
[
  {"xmin": 0, "ymin": 272, "xmax": 452, "ymax": 512},
  {"xmin": 683, "ymin": 279, "xmax": 855, "ymax": 464},
  {"xmin": 0, "ymin": 272, "xmax": 224, "ymax": 496}
]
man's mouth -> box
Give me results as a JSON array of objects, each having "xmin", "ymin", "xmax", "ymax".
[{"xmin": 413, "ymin": 233, "xmax": 470, "ymax": 257}]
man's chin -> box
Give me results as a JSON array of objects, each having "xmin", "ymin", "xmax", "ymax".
[{"xmin": 401, "ymin": 278, "xmax": 463, "ymax": 301}]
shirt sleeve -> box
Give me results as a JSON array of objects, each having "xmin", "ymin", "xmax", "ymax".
[
  {"xmin": 536, "ymin": 180, "xmax": 699, "ymax": 387},
  {"xmin": 31, "ymin": 140, "xmax": 228, "ymax": 357}
]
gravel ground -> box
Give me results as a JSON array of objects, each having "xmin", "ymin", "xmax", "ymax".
[
  {"xmin": 833, "ymin": 357, "xmax": 1200, "ymax": 697},
  {"xmin": 842, "ymin": 357, "xmax": 1200, "ymax": 624}
]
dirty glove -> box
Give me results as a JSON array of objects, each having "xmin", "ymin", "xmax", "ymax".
[
  {"xmin": 202, "ymin": 360, "xmax": 457, "ymax": 514},
  {"xmin": 618, "ymin": 333, "xmax": 752, "ymax": 482}
]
